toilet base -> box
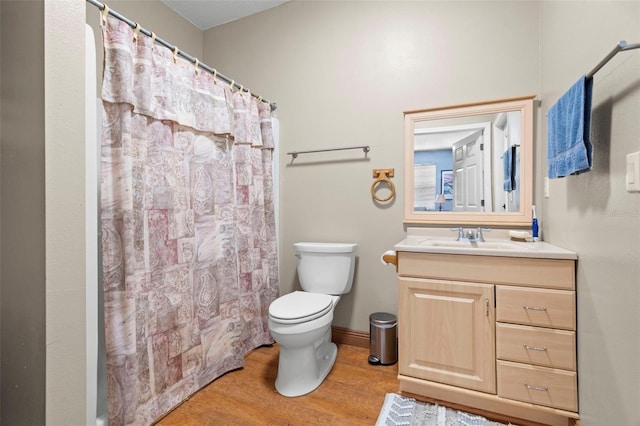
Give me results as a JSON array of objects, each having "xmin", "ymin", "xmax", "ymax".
[{"xmin": 275, "ymin": 341, "xmax": 337, "ymax": 397}]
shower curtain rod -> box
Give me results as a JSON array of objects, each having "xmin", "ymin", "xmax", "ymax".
[
  {"xmin": 586, "ymin": 40, "xmax": 640, "ymax": 79},
  {"xmin": 86, "ymin": 0, "xmax": 277, "ymax": 111}
]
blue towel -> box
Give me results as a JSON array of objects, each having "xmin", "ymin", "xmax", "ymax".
[
  {"xmin": 503, "ymin": 146, "xmax": 515, "ymax": 191},
  {"xmin": 514, "ymin": 146, "xmax": 520, "ymax": 190},
  {"xmin": 547, "ymin": 75, "xmax": 593, "ymax": 178}
]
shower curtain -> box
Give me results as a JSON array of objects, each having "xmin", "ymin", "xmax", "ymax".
[{"xmin": 100, "ymin": 16, "xmax": 279, "ymax": 425}]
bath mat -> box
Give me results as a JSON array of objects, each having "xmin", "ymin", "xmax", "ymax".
[{"xmin": 375, "ymin": 393, "xmax": 515, "ymax": 426}]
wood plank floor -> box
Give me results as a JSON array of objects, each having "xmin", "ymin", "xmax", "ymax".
[{"xmin": 156, "ymin": 344, "xmax": 399, "ymax": 425}]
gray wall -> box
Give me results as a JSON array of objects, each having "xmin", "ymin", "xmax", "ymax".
[
  {"xmin": 0, "ymin": 1, "xmax": 3, "ymax": 421},
  {"xmin": 1, "ymin": 1, "xmax": 46, "ymax": 424},
  {"xmin": 540, "ymin": 2, "xmax": 640, "ymax": 424},
  {"xmin": 0, "ymin": 0, "xmax": 204, "ymax": 423},
  {"xmin": 203, "ymin": 2, "xmax": 640, "ymax": 424},
  {"xmin": 202, "ymin": 0, "xmax": 540, "ymax": 332},
  {"xmin": 0, "ymin": 1, "xmax": 637, "ymax": 424}
]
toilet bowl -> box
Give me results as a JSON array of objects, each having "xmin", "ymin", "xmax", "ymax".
[{"xmin": 268, "ymin": 242, "xmax": 357, "ymax": 397}]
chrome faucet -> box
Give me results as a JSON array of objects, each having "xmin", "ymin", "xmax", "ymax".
[
  {"xmin": 451, "ymin": 227, "xmax": 464, "ymax": 240},
  {"xmin": 451, "ymin": 227, "xmax": 491, "ymax": 242},
  {"xmin": 475, "ymin": 227, "xmax": 491, "ymax": 242}
]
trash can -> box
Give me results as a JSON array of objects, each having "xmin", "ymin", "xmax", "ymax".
[{"xmin": 368, "ymin": 312, "xmax": 397, "ymax": 365}]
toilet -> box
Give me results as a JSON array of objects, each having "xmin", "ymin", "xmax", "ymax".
[{"xmin": 268, "ymin": 242, "xmax": 358, "ymax": 397}]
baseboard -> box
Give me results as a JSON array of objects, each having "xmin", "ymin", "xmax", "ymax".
[{"xmin": 332, "ymin": 326, "xmax": 369, "ymax": 348}]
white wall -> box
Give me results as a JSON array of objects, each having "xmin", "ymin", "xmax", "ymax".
[
  {"xmin": 45, "ymin": 0, "xmax": 87, "ymax": 423},
  {"xmin": 539, "ymin": 2, "xmax": 640, "ymax": 424}
]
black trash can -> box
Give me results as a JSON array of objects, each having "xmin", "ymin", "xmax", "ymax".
[{"xmin": 368, "ymin": 312, "xmax": 397, "ymax": 365}]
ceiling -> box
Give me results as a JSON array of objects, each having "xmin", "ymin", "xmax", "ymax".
[{"xmin": 160, "ymin": 0, "xmax": 289, "ymax": 30}]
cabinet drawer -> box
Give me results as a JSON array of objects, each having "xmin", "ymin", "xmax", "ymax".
[
  {"xmin": 497, "ymin": 360, "xmax": 577, "ymax": 412},
  {"xmin": 496, "ymin": 286, "xmax": 575, "ymax": 330},
  {"xmin": 398, "ymin": 252, "xmax": 575, "ymax": 290},
  {"xmin": 496, "ymin": 323, "xmax": 576, "ymax": 370}
]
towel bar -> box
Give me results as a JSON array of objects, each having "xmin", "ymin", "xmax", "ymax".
[
  {"xmin": 287, "ymin": 145, "xmax": 370, "ymax": 159},
  {"xmin": 587, "ymin": 40, "xmax": 640, "ymax": 79}
]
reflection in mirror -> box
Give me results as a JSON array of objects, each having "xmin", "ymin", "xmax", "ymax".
[{"xmin": 404, "ymin": 95, "xmax": 535, "ymax": 226}]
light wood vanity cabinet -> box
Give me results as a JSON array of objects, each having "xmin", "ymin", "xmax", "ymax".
[
  {"xmin": 399, "ymin": 277, "xmax": 496, "ymax": 394},
  {"xmin": 397, "ymin": 251, "xmax": 578, "ymax": 426}
]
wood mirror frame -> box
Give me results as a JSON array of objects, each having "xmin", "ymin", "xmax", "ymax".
[{"xmin": 403, "ymin": 95, "xmax": 535, "ymax": 226}]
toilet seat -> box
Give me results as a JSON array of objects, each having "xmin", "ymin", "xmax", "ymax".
[{"xmin": 269, "ymin": 291, "xmax": 333, "ymax": 324}]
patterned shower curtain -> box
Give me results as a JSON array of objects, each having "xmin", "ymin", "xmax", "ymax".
[{"xmin": 100, "ymin": 16, "xmax": 279, "ymax": 425}]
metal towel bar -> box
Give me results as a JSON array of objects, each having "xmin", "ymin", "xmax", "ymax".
[
  {"xmin": 587, "ymin": 40, "xmax": 640, "ymax": 79},
  {"xmin": 287, "ymin": 145, "xmax": 370, "ymax": 159}
]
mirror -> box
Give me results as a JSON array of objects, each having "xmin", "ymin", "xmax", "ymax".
[{"xmin": 404, "ymin": 95, "xmax": 535, "ymax": 226}]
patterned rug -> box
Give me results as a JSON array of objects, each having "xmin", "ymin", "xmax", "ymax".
[{"xmin": 376, "ymin": 393, "xmax": 515, "ymax": 426}]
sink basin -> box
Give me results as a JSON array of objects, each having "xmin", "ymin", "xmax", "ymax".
[{"xmin": 418, "ymin": 240, "xmax": 531, "ymax": 250}]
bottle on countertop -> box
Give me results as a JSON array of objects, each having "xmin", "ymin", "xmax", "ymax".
[{"xmin": 532, "ymin": 205, "xmax": 539, "ymax": 242}]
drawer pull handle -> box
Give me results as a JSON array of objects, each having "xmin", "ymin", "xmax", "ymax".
[
  {"xmin": 524, "ymin": 383, "xmax": 549, "ymax": 392},
  {"xmin": 523, "ymin": 344, "xmax": 548, "ymax": 352},
  {"xmin": 522, "ymin": 305, "xmax": 547, "ymax": 312}
]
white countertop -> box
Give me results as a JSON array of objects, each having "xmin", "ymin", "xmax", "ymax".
[{"xmin": 394, "ymin": 228, "xmax": 577, "ymax": 260}]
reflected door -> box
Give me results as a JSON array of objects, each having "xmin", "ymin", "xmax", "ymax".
[{"xmin": 452, "ymin": 130, "xmax": 483, "ymax": 212}]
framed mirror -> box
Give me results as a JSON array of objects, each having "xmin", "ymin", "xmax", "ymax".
[{"xmin": 404, "ymin": 95, "xmax": 535, "ymax": 226}]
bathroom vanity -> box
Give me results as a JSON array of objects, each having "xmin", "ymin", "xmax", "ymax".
[
  {"xmin": 396, "ymin": 95, "xmax": 579, "ymax": 425},
  {"xmin": 392, "ymin": 230, "xmax": 579, "ymax": 426}
]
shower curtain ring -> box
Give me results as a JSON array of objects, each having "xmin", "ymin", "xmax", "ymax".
[
  {"xmin": 133, "ymin": 23, "xmax": 141, "ymax": 41},
  {"xmin": 101, "ymin": 4, "xmax": 110, "ymax": 23}
]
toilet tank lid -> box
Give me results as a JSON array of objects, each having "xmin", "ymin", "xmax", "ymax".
[
  {"xmin": 294, "ymin": 242, "xmax": 357, "ymax": 253},
  {"xmin": 269, "ymin": 291, "xmax": 333, "ymax": 322}
]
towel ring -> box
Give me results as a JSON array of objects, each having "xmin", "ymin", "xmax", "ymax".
[{"xmin": 371, "ymin": 168, "xmax": 395, "ymax": 202}]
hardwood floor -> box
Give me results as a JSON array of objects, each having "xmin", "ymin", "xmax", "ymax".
[{"xmin": 156, "ymin": 344, "xmax": 399, "ymax": 425}]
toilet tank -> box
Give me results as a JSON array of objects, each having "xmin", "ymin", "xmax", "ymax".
[{"xmin": 294, "ymin": 242, "xmax": 358, "ymax": 295}]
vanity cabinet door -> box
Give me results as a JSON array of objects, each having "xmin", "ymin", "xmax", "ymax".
[{"xmin": 398, "ymin": 277, "xmax": 496, "ymax": 394}]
